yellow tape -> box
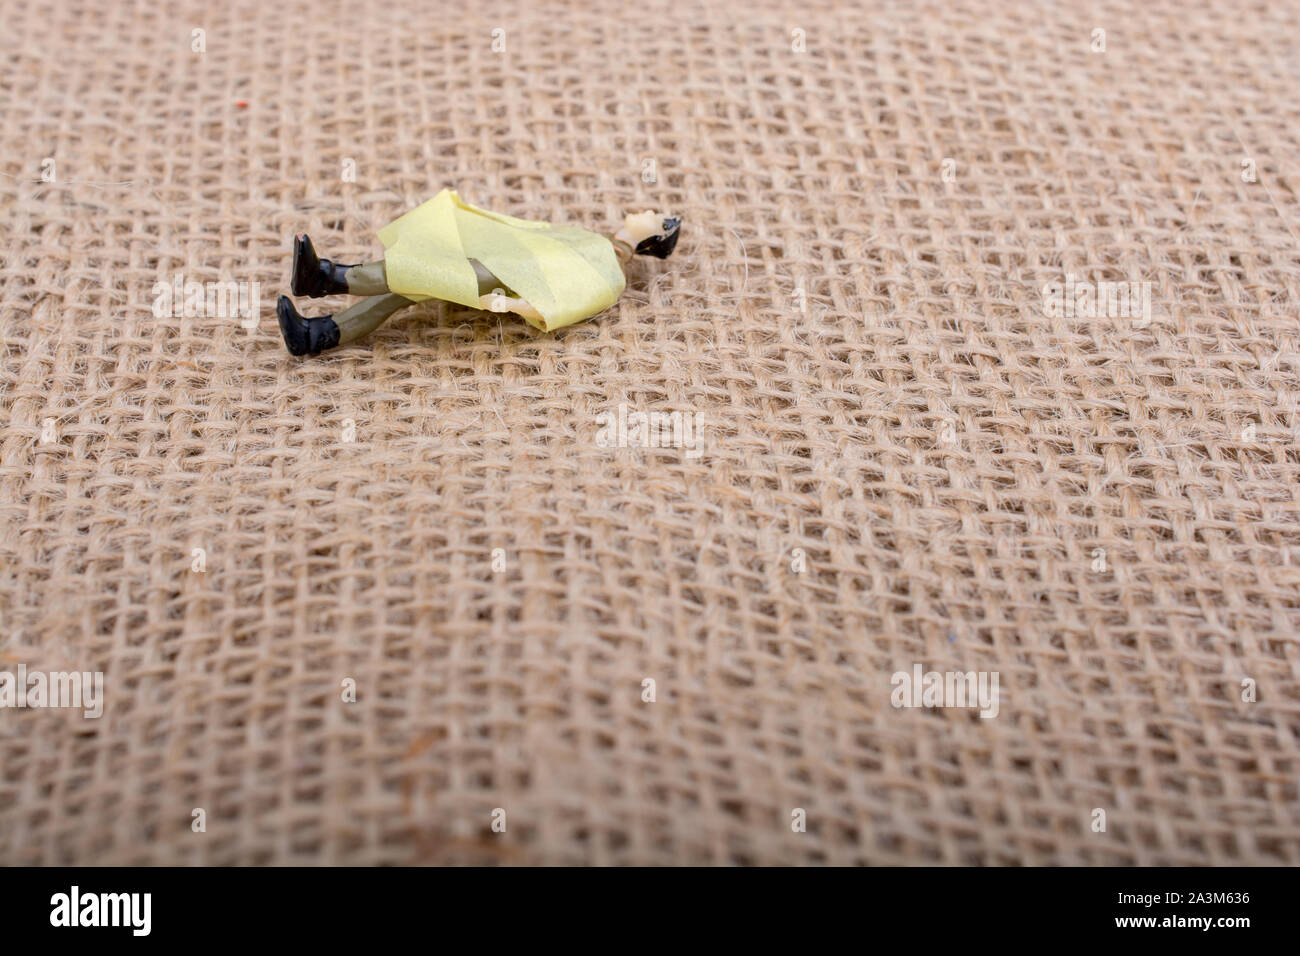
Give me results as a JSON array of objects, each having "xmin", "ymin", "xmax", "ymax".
[{"xmin": 377, "ymin": 190, "xmax": 626, "ymax": 331}]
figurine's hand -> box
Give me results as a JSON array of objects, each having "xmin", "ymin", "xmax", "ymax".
[{"xmin": 479, "ymin": 289, "xmax": 544, "ymax": 323}]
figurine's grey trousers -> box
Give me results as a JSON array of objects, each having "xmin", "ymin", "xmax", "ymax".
[{"xmin": 333, "ymin": 260, "xmax": 510, "ymax": 345}]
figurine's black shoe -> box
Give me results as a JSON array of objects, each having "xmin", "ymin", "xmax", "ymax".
[
  {"xmin": 291, "ymin": 234, "xmax": 351, "ymax": 298},
  {"xmin": 635, "ymin": 217, "xmax": 682, "ymax": 259},
  {"xmin": 278, "ymin": 295, "xmax": 341, "ymax": 356}
]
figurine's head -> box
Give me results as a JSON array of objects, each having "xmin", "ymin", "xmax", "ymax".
[{"xmin": 619, "ymin": 210, "xmax": 682, "ymax": 259}]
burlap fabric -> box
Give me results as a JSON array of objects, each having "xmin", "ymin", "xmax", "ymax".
[{"xmin": 2, "ymin": 0, "xmax": 1298, "ymax": 866}]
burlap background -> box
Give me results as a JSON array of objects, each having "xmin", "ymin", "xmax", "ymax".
[{"xmin": 2, "ymin": 0, "xmax": 1298, "ymax": 865}]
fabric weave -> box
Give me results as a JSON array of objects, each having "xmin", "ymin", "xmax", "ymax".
[{"xmin": 1, "ymin": 0, "xmax": 1298, "ymax": 865}]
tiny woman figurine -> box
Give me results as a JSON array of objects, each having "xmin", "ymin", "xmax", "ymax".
[{"xmin": 278, "ymin": 189, "xmax": 682, "ymax": 355}]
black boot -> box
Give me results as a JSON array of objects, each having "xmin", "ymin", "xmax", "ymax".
[
  {"xmin": 291, "ymin": 234, "xmax": 351, "ymax": 297},
  {"xmin": 277, "ymin": 295, "xmax": 340, "ymax": 356}
]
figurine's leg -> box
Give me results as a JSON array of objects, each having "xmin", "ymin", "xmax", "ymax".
[
  {"xmin": 338, "ymin": 261, "xmax": 389, "ymax": 296},
  {"xmin": 277, "ymin": 293, "xmax": 411, "ymax": 356},
  {"xmin": 293, "ymin": 235, "xmax": 514, "ymax": 298},
  {"xmin": 333, "ymin": 293, "xmax": 410, "ymax": 344},
  {"xmin": 291, "ymin": 234, "xmax": 391, "ymax": 298}
]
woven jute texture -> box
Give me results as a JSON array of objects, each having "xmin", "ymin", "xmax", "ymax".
[{"xmin": 2, "ymin": 0, "xmax": 1299, "ymax": 866}]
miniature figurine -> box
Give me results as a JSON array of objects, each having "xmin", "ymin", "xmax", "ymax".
[{"xmin": 277, "ymin": 189, "xmax": 682, "ymax": 355}]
